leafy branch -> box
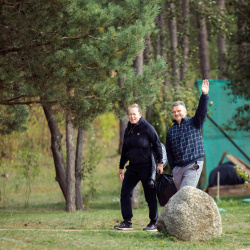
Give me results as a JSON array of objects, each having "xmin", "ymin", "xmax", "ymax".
[{"xmin": 234, "ymin": 166, "xmax": 250, "ymax": 186}]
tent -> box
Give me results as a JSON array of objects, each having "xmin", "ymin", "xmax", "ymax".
[{"xmin": 196, "ymin": 80, "xmax": 250, "ymax": 189}]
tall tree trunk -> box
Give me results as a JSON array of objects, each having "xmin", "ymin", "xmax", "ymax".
[
  {"xmin": 132, "ymin": 183, "xmax": 140, "ymax": 209},
  {"xmin": 155, "ymin": 12, "xmax": 169, "ymax": 104},
  {"xmin": 134, "ymin": 50, "xmax": 144, "ymax": 77},
  {"xmin": 155, "ymin": 14, "xmax": 168, "ymax": 84},
  {"xmin": 155, "ymin": 15, "xmax": 161, "ymax": 58},
  {"xmin": 132, "ymin": 49, "xmax": 144, "ymax": 208},
  {"xmin": 197, "ymin": 13, "xmax": 211, "ymax": 79},
  {"xmin": 119, "ymin": 119, "xmax": 128, "ymax": 154},
  {"xmin": 118, "ymin": 76, "xmax": 128, "ymax": 154},
  {"xmin": 159, "ymin": 13, "xmax": 168, "ymax": 87},
  {"xmin": 168, "ymin": 2, "xmax": 179, "ymax": 85},
  {"xmin": 75, "ymin": 127, "xmax": 84, "ymax": 210},
  {"xmin": 144, "ymin": 34, "xmax": 152, "ymax": 64},
  {"xmin": 180, "ymin": 0, "xmax": 190, "ymax": 81},
  {"xmin": 237, "ymin": 0, "xmax": 247, "ymax": 70},
  {"xmin": 42, "ymin": 104, "xmax": 67, "ymax": 200},
  {"xmin": 144, "ymin": 34, "xmax": 153, "ymax": 121},
  {"xmin": 66, "ymin": 112, "xmax": 76, "ymax": 212},
  {"xmin": 145, "ymin": 107, "xmax": 152, "ymax": 122},
  {"xmin": 217, "ymin": 0, "xmax": 226, "ymax": 80}
]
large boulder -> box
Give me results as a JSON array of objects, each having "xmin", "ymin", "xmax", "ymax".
[{"xmin": 157, "ymin": 186, "xmax": 222, "ymax": 241}]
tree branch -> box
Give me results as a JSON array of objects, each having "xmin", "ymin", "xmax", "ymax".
[
  {"xmin": 0, "ymin": 100, "xmax": 57, "ymax": 105},
  {"xmin": 88, "ymin": 35, "xmax": 103, "ymax": 41},
  {"xmin": 4, "ymin": 95, "xmax": 25, "ymax": 102},
  {"xmin": 2, "ymin": 1, "xmax": 30, "ymax": 6},
  {"xmin": 1, "ymin": 21, "xmax": 115, "ymax": 55},
  {"xmin": 0, "ymin": 41, "xmax": 51, "ymax": 55},
  {"xmin": 0, "ymin": 95, "xmax": 98, "ymax": 105}
]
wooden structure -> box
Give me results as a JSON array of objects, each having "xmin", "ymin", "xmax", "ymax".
[
  {"xmin": 207, "ymin": 154, "xmax": 250, "ymax": 196},
  {"xmin": 208, "ymin": 184, "xmax": 250, "ymax": 196}
]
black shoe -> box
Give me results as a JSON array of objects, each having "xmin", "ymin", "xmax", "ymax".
[
  {"xmin": 114, "ymin": 221, "xmax": 133, "ymax": 231},
  {"xmin": 143, "ymin": 223, "xmax": 158, "ymax": 231}
]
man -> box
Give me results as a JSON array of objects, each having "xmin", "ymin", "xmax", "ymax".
[{"xmin": 165, "ymin": 79, "xmax": 209, "ymax": 190}]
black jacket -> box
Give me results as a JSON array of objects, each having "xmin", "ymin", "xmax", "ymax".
[{"xmin": 119, "ymin": 117, "xmax": 163, "ymax": 169}]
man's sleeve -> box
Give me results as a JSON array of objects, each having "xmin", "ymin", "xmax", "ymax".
[
  {"xmin": 193, "ymin": 94, "xmax": 209, "ymax": 129},
  {"xmin": 166, "ymin": 132, "xmax": 175, "ymax": 170}
]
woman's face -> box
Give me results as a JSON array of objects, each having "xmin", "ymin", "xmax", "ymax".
[{"xmin": 128, "ymin": 107, "xmax": 142, "ymax": 124}]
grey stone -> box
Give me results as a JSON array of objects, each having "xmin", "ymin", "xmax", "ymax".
[{"xmin": 157, "ymin": 186, "xmax": 222, "ymax": 241}]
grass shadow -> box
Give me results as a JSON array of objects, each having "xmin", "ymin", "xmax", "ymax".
[
  {"xmin": 0, "ymin": 202, "xmax": 66, "ymax": 212},
  {"xmin": 89, "ymin": 201, "xmax": 120, "ymax": 210}
]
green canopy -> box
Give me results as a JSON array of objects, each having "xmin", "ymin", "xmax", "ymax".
[{"xmin": 196, "ymin": 80, "xmax": 250, "ymax": 188}]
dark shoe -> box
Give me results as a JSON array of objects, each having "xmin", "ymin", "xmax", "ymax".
[
  {"xmin": 143, "ymin": 223, "xmax": 158, "ymax": 231},
  {"xmin": 114, "ymin": 221, "xmax": 133, "ymax": 231}
]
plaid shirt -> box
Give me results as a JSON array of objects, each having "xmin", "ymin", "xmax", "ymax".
[{"xmin": 166, "ymin": 94, "xmax": 209, "ymax": 170}]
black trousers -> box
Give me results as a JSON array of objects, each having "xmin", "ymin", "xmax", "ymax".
[{"xmin": 120, "ymin": 165, "xmax": 158, "ymax": 224}]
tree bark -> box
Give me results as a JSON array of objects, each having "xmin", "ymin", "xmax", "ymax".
[
  {"xmin": 118, "ymin": 76, "xmax": 128, "ymax": 154},
  {"xmin": 42, "ymin": 104, "xmax": 67, "ymax": 200},
  {"xmin": 180, "ymin": 0, "xmax": 190, "ymax": 81},
  {"xmin": 143, "ymin": 34, "xmax": 152, "ymax": 64},
  {"xmin": 145, "ymin": 107, "xmax": 152, "ymax": 122},
  {"xmin": 237, "ymin": 0, "xmax": 247, "ymax": 70},
  {"xmin": 155, "ymin": 15, "xmax": 161, "ymax": 58},
  {"xmin": 168, "ymin": 2, "xmax": 179, "ymax": 85},
  {"xmin": 132, "ymin": 183, "xmax": 140, "ymax": 209},
  {"xmin": 119, "ymin": 118, "xmax": 128, "ymax": 154},
  {"xmin": 217, "ymin": 0, "xmax": 226, "ymax": 80},
  {"xmin": 159, "ymin": 13, "xmax": 168, "ymax": 87},
  {"xmin": 144, "ymin": 34, "xmax": 153, "ymax": 121},
  {"xmin": 75, "ymin": 127, "xmax": 84, "ymax": 210},
  {"xmin": 197, "ymin": 13, "xmax": 211, "ymax": 79},
  {"xmin": 66, "ymin": 112, "xmax": 76, "ymax": 212},
  {"xmin": 133, "ymin": 50, "xmax": 144, "ymax": 77}
]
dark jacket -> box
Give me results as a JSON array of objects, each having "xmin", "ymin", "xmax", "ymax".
[
  {"xmin": 166, "ymin": 94, "xmax": 209, "ymax": 170},
  {"xmin": 119, "ymin": 117, "xmax": 163, "ymax": 169}
]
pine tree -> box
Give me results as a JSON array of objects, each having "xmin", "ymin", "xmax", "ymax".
[
  {"xmin": 0, "ymin": 0, "xmax": 166, "ymax": 211},
  {"xmin": 1, "ymin": 0, "xmax": 166, "ymax": 122}
]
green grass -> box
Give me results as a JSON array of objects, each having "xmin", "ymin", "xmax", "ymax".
[
  {"xmin": 0, "ymin": 123, "xmax": 250, "ymax": 249},
  {"xmin": 0, "ymin": 201, "xmax": 249, "ymax": 250},
  {"xmin": 0, "ymin": 154, "xmax": 250, "ymax": 249}
]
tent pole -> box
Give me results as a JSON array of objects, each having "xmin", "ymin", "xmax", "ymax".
[
  {"xmin": 217, "ymin": 172, "xmax": 220, "ymax": 201},
  {"xmin": 207, "ymin": 114, "xmax": 250, "ymax": 162}
]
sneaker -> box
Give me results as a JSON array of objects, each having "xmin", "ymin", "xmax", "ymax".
[
  {"xmin": 114, "ymin": 221, "xmax": 133, "ymax": 231},
  {"xmin": 143, "ymin": 223, "xmax": 158, "ymax": 231}
]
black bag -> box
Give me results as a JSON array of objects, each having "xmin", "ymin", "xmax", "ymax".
[{"xmin": 155, "ymin": 174, "xmax": 177, "ymax": 206}]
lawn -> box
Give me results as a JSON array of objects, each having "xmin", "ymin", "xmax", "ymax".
[
  {"xmin": 0, "ymin": 153, "xmax": 249, "ymax": 250},
  {"xmin": 0, "ymin": 196, "xmax": 249, "ymax": 249}
]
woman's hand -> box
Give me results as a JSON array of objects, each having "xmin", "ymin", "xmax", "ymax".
[
  {"xmin": 157, "ymin": 163, "xmax": 163, "ymax": 174},
  {"xmin": 118, "ymin": 169, "xmax": 124, "ymax": 180}
]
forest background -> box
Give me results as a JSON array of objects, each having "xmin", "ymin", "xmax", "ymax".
[{"xmin": 0, "ymin": 0, "xmax": 249, "ymax": 215}]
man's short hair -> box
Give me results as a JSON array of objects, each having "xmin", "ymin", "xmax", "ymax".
[{"xmin": 172, "ymin": 101, "xmax": 186, "ymax": 109}]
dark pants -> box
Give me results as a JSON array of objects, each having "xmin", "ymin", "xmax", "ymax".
[{"xmin": 120, "ymin": 165, "xmax": 158, "ymax": 224}]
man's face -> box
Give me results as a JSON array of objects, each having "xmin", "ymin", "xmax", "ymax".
[{"xmin": 172, "ymin": 105, "xmax": 187, "ymax": 124}]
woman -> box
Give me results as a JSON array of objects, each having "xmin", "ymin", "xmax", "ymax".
[{"xmin": 114, "ymin": 104, "xmax": 163, "ymax": 231}]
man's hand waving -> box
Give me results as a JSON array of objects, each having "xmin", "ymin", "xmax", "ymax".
[{"xmin": 201, "ymin": 79, "xmax": 209, "ymax": 95}]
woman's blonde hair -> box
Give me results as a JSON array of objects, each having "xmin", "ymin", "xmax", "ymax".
[{"xmin": 127, "ymin": 103, "xmax": 142, "ymax": 115}]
